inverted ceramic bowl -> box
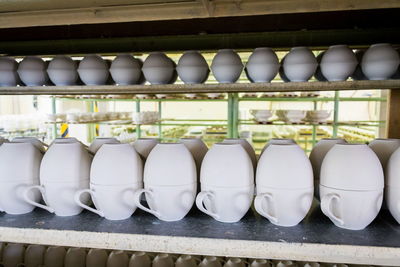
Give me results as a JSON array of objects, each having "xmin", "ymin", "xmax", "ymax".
[{"xmin": 77, "ymin": 69, "xmax": 109, "ymax": 85}]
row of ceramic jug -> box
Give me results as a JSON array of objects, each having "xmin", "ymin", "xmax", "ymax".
[
  {"xmin": 0, "ymin": 243, "xmax": 379, "ymax": 267},
  {"xmin": 0, "ymin": 136, "xmax": 399, "ymax": 230},
  {"xmin": 0, "ymin": 43, "xmax": 399, "ymax": 87}
]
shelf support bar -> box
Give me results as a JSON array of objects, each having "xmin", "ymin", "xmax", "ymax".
[
  {"xmin": 387, "ymin": 89, "xmax": 400, "ymax": 138},
  {"xmin": 332, "ymin": 91, "xmax": 340, "ymax": 138}
]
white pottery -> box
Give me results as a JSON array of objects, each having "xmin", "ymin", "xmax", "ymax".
[
  {"xmin": 17, "ymin": 56, "xmax": 49, "ymax": 86},
  {"xmin": 250, "ymin": 109, "xmax": 273, "ymax": 123},
  {"xmin": 65, "ymin": 247, "xmax": 86, "ymax": 267},
  {"xmin": 177, "ymin": 51, "xmax": 209, "ymax": 84},
  {"xmin": 321, "ymin": 45, "xmax": 357, "ymax": 81},
  {"xmin": 245, "ymin": 47, "xmax": 279, "ymax": 83},
  {"xmin": 134, "ymin": 143, "xmax": 196, "ymax": 221},
  {"xmin": 132, "ymin": 138, "xmax": 159, "ymax": 160},
  {"xmin": 49, "ymin": 138, "xmax": 81, "ymax": 147},
  {"xmin": 305, "ymin": 110, "xmax": 331, "ymax": 123},
  {"xmin": 75, "ymin": 144, "xmax": 143, "ymax": 220},
  {"xmin": 110, "ymin": 54, "xmax": 142, "ymax": 85},
  {"xmin": 386, "ymin": 147, "xmax": 400, "ymax": 224},
  {"xmin": 0, "ymin": 143, "xmax": 43, "ymax": 214},
  {"xmin": 23, "ymin": 142, "xmax": 92, "ymax": 216},
  {"xmin": 309, "ymin": 138, "xmax": 347, "ymax": 199},
  {"xmin": 255, "ymin": 144, "xmax": 313, "ymax": 226},
  {"xmin": 199, "ymin": 256, "xmax": 222, "ymax": 267},
  {"xmin": 276, "ymin": 110, "xmax": 306, "ymax": 123},
  {"xmin": 89, "ymin": 137, "xmax": 120, "ymax": 154},
  {"xmin": 250, "ymin": 259, "xmax": 271, "ymax": 267},
  {"xmin": 179, "ymin": 138, "xmax": 208, "ymax": 175},
  {"xmin": 142, "ymin": 52, "xmax": 175, "ymax": 84},
  {"xmin": 320, "ymin": 144, "xmax": 384, "ymax": 230},
  {"xmin": 314, "ymin": 52, "xmax": 327, "ymax": 82},
  {"xmin": 351, "ymin": 50, "xmax": 367, "ymax": 80},
  {"xmin": 0, "ymin": 57, "xmax": 20, "ymax": 86},
  {"xmin": 261, "ymin": 138, "xmax": 296, "ymax": 155},
  {"xmin": 222, "ymin": 138, "xmax": 257, "ymax": 169},
  {"xmin": 11, "ymin": 137, "xmax": 47, "ymax": 153},
  {"xmin": 86, "ymin": 249, "xmax": 108, "ymax": 267},
  {"xmin": 361, "ymin": 43, "xmax": 400, "ymax": 80},
  {"xmin": 129, "ymin": 252, "xmax": 152, "ymax": 267},
  {"xmin": 320, "ymin": 185, "xmax": 383, "ymax": 230},
  {"xmin": 77, "ymin": 55, "xmax": 109, "ymax": 85},
  {"xmin": 24, "ymin": 244, "xmax": 46, "ymax": 267},
  {"xmin": 152, "ymin": 254, "xmax": 174, "ymax": 267},
  {"xmin": 278, "ymin": 56, "xmax": 290, "ymax": 82},
  {"xmin": 47, "ymin": 55, "xmax": 78, "ymax": 85},
  {"xmin": 224, "ymin": 258, "xmax": 246, "ymax": 267},
  {"xmin": 176, "ymin": 255, "xmax": 198, "ymax": 267},
  {"xmin": 107, "ymin": 251, "xmax": 129, "ymax": 267},
  {"xmin": 211, "ymin": 49, "xmax": 243, "ymax": 83},
  {"xmin": 196, "ymin": 143, "xmax": 254, "ymax": 223},
  {"xmin": 368, "ymin": 138, "xmax": 400, "ymax": 176},
  {"xmin": 283, "ymin": 47, "xmax": 317, "ymax": 82}
]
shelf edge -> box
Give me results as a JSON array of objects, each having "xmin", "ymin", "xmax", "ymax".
[{"xmin": 0, "ymin": 226, "xmax": 399, "ymax": 266}]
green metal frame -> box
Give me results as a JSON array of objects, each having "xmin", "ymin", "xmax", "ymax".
[{"xmin": 49, "ymin": 92, "xmax": 386, "ymax": 145}]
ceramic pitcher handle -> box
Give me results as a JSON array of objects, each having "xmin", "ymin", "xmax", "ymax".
[
  {"xmin": 195, "ymin": 191, "xmax": 219, "ymax": 219},
  {"xmin": 74, "ymin": 189, "xmax": 105, "ymax": 217},
  {"xmin": 133, "ymin": 189, "xmax": 161, "ymax": 217},
  {"xmin": 22, "ymin": 185, "xmax": 55, "ymax": 213},
  {"xmin": 321, "ymin": 193, "xmax": 344, "ymax": 226},
  {"xmin": 254, "ymin": 193, "xmax": 278, "ymax": 224}
]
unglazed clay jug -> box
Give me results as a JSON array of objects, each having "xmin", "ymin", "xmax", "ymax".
[
  {"xmin": 17, "ymin": 56, "xmax": 49, "ymax": 86},
  {"xmin": 152, "ymin": 254, "xmax": 174, "ymax": 267},
  {"xmin": 177, "ymin": 51, "xmax": 209, "ymax": 84},
  {"xmin": 142, "ymin": 52, "xmax": 175, "ymax": 84},
  {"xmin": 249, "ymin": 259, "xmax": 271, "ymax": 267},
  {"xmin": 0, "ymin": 142, "xmax": 43, "ymax": 214},
  {"xmin": 278, "ymin": 56, "xmax": 290, "ymax": 82},
  {"xmin": 179, "ymin": 138, "xmax": 208, "ymax": 176},
  {"xmin": 64, "ymin": 247, "xmax": 86, "ymax": 267},
  {"xmin": 89, "ymin": 137, "xmax": 120, "ymax": 154},
  {"xmin": 43, "ymin": 246, "xmax": 66, "ymax": 267},
  {"xmin": 211, "ymin": 49, "xmax": 243, "ymax": 83},
  {"xmin": 261, "ymin": 138, "xmax": 296, "ymax": 155},
  {"xmin": 75, "ymin": 143, "xmax": 143, "ymax": 220},
  {"xmin": 351, "ymin": 50, "xmax": 367, "ymax": 80},
  {"xmin": 132, "ymin": 138, "xmax": 158, "ymax": 160},
  {"xmin": 309, "ymin": 138, "xmax": 347, "ymax": 199},
  {"xmin": 134, "ymin": 143, "xmax": 196, "ymax": 221},
  {"xmin": 175, "ymin": 255, "xmax": 198, "ymax": 267},
  {"xmin": 78, "ymin": 55, "xmax": 109, "ymax": 85},
  {"xmin": 129, "ymin": 252, "xmax": 151, "ymax": 267},
  {"xmin": 361, "ymin": 43, "xmax": 400, "ymax": 80},
  {"xmin": 110, "ymin": 54, "xmax": 142, "ymax": 85},
  {"xmin": 321, "ymin": 45, "xmax": 357, "ymax": 81},
  {"xmin": 386, "ymin": 147, "xmax": 400, "ymax": 224},
  {"xmin": 368, "ymin": 138, "xmax": 400, "ymax": 176},
  {"xmin": 47, "ymin": 55, "xmax": 78, "ymax": 85},
  {"xmin": 283, "ymin": 47, "xmax": 317, "ymax": 82},
  {"xmin": 107, "ymin": 251, "xmax": 129, "ymax": 267},
  {"xmin": 1, "ymin": 243, "xmax": 24, "ymax": 267},
  {"xmin": 11, "ymin": 137, "xmax": 47, "ymax": 153},
  {"xmin": 314, "ymin": 52, "xmax": 327, "ymax": 81},
  {"xmin": 255, "ymin": 144, "xmax": 313, "ymax": 227},
  {"xmin": 222, "ymin": 138, "xmax": 257, "ymax": 169},
  {"xmin": 86, "ymin": 249, "xmax": 108, "ymax": 267},
  {"xmin": 320, "ymin": 144, "xmax": 384, "ymax": 230},
  {"xmin": 199, "ymin": 256, "xmax": 222, "ymax": 267},
  {"xmin": 23, "ymin": 142, "xmax": 92, "ymax": 216},
  {"xmin": 0, "ymin": 57, "xmax": 20, "ymax": 86},
  {"xmin": 24, "ymin": 244, "xmax": 46, "ymax": 267},
  {"xmin": 224, "ymin": 258, "xmax": 246, "ymax": 267},
  {"xmin": 246, "ymin": 47, "xmax": 279, "ymax": 83},
  {"xmin": 196, "ymin": 143, "xmax": 254, "ymax": 222}
]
